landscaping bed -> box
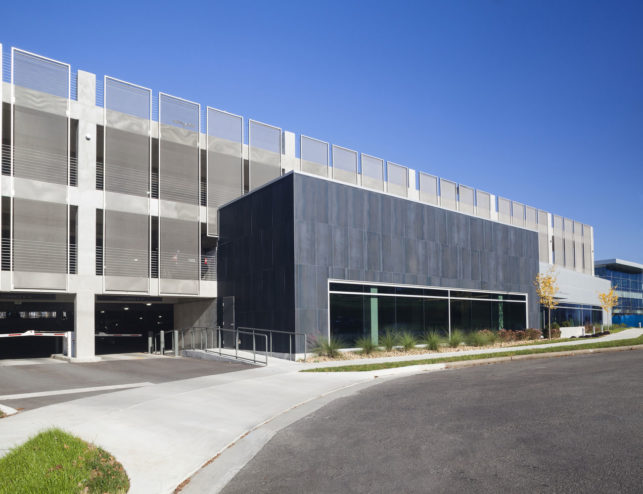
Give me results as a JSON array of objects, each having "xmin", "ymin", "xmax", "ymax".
[
  {"xmin": 305, "ymin": 328, "xmax": 580, "ymax": 363},
  {"xmin": 0, "ymin": 428, "xmax": 129, "ymax": 494},
  {"xmin": 303, "ymin": 335, "xmax": 643, "ymax": 372}
]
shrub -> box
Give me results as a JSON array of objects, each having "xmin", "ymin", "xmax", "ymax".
[
  {"xmin": 448, "ymin": 330, "xmax": 464, "ymax": 348},
  {"xmin": 514, "ymin": 330, "xmax": 527, "ymax": 341},
  {"xmin": 312, "ymin": 336, "xmax": 344, "ymax": 358},
  {"xmin": 498, "ymin": 329, "xmax": 514, "ymax": 342},
  {"xmin": 399, "ymin": 331, "xmax": 417, "ymax": 351},
  {"xmin": 550, "ymin": 327, "xmax": 561, "ymax": 339},
  {"xmin": 423, "ymin": 331, "xmax": 442, "ymax": 351},
  {"xmin": 477, "ymin": 329, "xmax": 497, "ymax": 345},
  {"xmin": 525, "ymin": 328, "xmax": 542, "ymax": 340},
  {"xmin": 355, "ymin": 337, "xmax": 376, "ymax": 355},
  {"xmin": 552, "ymin": 322, "xmax": 560, "ymax": 330},
  {"xmin": 561, "ymin": 319, "xmax": 574, "ymax": 327},
  {"xmin": 379, "ymin": 329, "xmax": 399, "ymax": 351}
]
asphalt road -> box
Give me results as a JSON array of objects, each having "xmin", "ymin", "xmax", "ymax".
[
  {"xmin": 222, "ymin": 351, "xmax": 643, "ymax": 494},
  {"xmin": 0, "ymin": 355, "xmax": 250, "ymax": 410}
]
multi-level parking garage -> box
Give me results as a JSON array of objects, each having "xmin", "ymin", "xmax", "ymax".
[{"xmin": 0, "ymin": 43, "xmax": 610, "ymax": 359}]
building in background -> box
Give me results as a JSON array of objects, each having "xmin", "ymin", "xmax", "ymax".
[
  {"xmin": 0, "ymin": 43, "xmax": 610, "ymax": 358},
  {"xmin": 594, "ymin": 259, "xmax": 643, "ymax": 327}
]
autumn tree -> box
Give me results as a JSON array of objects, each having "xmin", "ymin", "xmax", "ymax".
[
  {"xmin": 598, "ymin": 287, "xmax": 619, "ymax": 330},
  {"xmin": 534, "ymin": 268, "xmax": 560, "ymax": 339}
]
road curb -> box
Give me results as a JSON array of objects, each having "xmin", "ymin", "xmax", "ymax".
[{"xmin": 0, "ymin": 404, "xmax": 18, "ymax": 418}]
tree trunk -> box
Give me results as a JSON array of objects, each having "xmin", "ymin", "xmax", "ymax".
[{"xmin": 548, "ymin": 308, "xmax": 551, "ymax": 339}]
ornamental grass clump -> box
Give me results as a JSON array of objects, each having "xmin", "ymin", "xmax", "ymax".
[
  {"xmin": 312, "ymin": 337, "xmax": 344, "ymax": 358},
  {"xmin": 399, "ymin": 331, "xmax": 417, "ymax": 351},
  {"xmin": 355, "ymin": 337, "xmax": 377, "ymax": 355},
  {"xmin": 448, "ymin": 330, "xmax": 464, "ymax": 348},
  {"xmin": 423, "ymin": 331, "xmax": 442, "ymax": 352},
  {"xmin": 379, "ymin": 329, "xmax": 399, "ymax": 351}
]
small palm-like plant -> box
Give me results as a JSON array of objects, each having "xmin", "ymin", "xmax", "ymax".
[
  {"xmin": 423, "ymin": 331, "xmax": 442, "ymax": 351},
  {"xmin": 379, "ymin": 329, "xmax": 398, "ymax": 351},
  {"xmin": 448, "ymin": 330, "xmax": 464, "ymax": 348},
  {"xmin": 312, "ymin": 336, "xmax": 344, "ymax": 358},
  {"xmin": 399, "ymin": 331, "xmax": 417, "ymax": 351},
  {"xmin": 355, "ymin": 337, "xmax": 376, "ymax": 355}
]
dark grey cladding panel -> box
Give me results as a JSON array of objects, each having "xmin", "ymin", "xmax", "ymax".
[
  {"xmin": 220, "ymin": 173, "xmax": 541, "ymax": 345},
  {"xmin": 218, "ymin": 173, "xmax": 295, "ymax": 333}
]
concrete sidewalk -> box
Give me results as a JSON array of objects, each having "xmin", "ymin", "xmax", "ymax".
[{"xmin": 0, "ymin": 328, "xmax": 640, "ymax": 494}]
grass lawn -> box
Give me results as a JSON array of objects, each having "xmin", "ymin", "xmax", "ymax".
[
  {"xmin": 0, "ymin": 428, "xmax": 129, "ymax": 494},
  {"xmin": 302, "ymin": 335, "xmax": 643, "ymax": 373}
]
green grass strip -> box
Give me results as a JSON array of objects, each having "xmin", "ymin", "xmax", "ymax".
[
  {"xmin": 0, "ymin": 428, "xmax": 129, "ymax": 494},
  {"xmin": 302, "ymin": 335, "xmax": 643, "ymax": 373}
]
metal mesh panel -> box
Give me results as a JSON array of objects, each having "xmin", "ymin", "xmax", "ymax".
[
  {"xmin": 361, "ymin": 154, "xmax": 384, "ymax": 191},
  {"xmin": 498, "ymin": 197, "xmax": 511, "ymax": 224},
  {"xmin": 104, "ymin": 77, "xmax": 150, "ymax": 197},
  {"xmin": 300, "ymin": 135, "xmax": 328, "ymax": 178},
  {"xmin": 440, "ymin": 179, "xmax": 457, "ymax": 211},
  {"xmin": 159, "ymin": 217, "xmax": 199, "ymax": 294},
  {"xmin": 159, "ymin": 94, "xmax": 199, "ymax": 204},
  {"xmin": 511, "ymin": 201, "xmax": 525, "ymax": 227},
  {"xmin": 104, "ymin": 78, "xmax": 151, "ymax": 292},
  {"xmin": 475, "ymin": 190, "xmax": 491, "ymax": 219},
  {"xmin": 563, "ymin": 217, "xmax": 574, "ymax": 269},
  {"xmin": 332, "ymin": 145, "xmax": 358, "ymax": 184},
  {"xmin": 573, "ymin": 220, "xmax": 583, "ymax": 272},
  {"xmin": 537, "ymin": 210, "xmax": 550, "ymax": 263},
  {"xmin": 13, "ymin": 198, "xmax": 67, "ymax": 289},
  {"xmin": 553, "ymin": 215, "xmax": 564, "ymax": 266},
  {"xmin": 104, "ymin": 210, "xmax": 149, "ymax": 291},
  {"xmin": 419, "ymin": 172, "xmax": 438, "ymax": 205},
  {"xmin": 458, "ymin": 185, "xmax": 474, "ymax": 215},
  {"xmin": 12, "ymin": 49, "xmax": 69, "ymax": 186},
  {"xmin": 159, "ymin": 94, "xmax": 200, "ymax": 294},
  {"xmin": 207, "ymin": 108, "xmax": 243, "ymax": 235},
  {"xmin": 582, "ymin": 224, "xmax": 593, "ymax": 275},
  {"xmin": 249, "ymin": 120, "xmax": 281, "ymax": 190},
  {"xmin": 525, "ymin": 206, "xmax": 537, "ymax": 231},
  {"xmin": 387, "ymin": 162, "xmax": 408, "ymax": 197}
]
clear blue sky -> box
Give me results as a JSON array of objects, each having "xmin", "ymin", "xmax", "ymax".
[{"xmin": 4, "ymin": 0, "xmax": 642, "ymax": 263}]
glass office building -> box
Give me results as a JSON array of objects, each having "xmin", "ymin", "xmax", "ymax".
[{"xmin": 595, "ymin": 259, "xmax": 643, "ymax": 326}]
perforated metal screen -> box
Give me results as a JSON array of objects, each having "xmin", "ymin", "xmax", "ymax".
[
  {"xmin": 361, "ymin": 154, "xmax": 384, "ymax": 191},
  {"xmin": 458, "ymin": 185, "xmax": 474, "ymax": 215},
  {"xmin": 159, "ymin": 93, "xmax": 200, "ymax": 295},
  {"xmin": 476, "ymin": 190, "xmax": 491, "ymax": 219},
  {"xmin": 12, "ymin": 49, "xmax": 69, "ymax": 290},
  {"xmin": 300, "ymin": 135, "xmax": 328, "ymax": 178},
  {"xmin": 573, "ymin": 221, "xmax": 583, "ymax": 272},
  {"xmin": 582, "ymin": 225, "xmax": 592, "ymax": 274},
  {"xmin": 563, "ymin": 217, "xmax": 574, "ymax": 270},
  {"xmin": 387, "ymin": 162, "xmax": 408, "ymax": 197},
  {"xmin": 498, "ymin": 197, "xmax": 511, "ymax": 224},
  {"xmin": 207, "ymin": 108, "xmax": 243, "ymax": 235},
  {"xmin": 553, "ymin": 215, "xmax": 564, "ymax": 266},
  {"xmin": 525, "ymin": 206, "xmax": 537, "ymax": 231},
  {"xmin": 440, "ymin": 179, "xmax": 457, "ymax": 211},
  {"xmin": 419, "ymin": 173, "xmax": 438, "ymax": 205},
  {"xmin": 332, "ymin": 145, "xmax": 358, "ymax": 184},
  {"xmin": 249, "ymin": 120, "xmax": 281, "ymax": 190},
  {"xmin": 511, "ymin": 201, "xmax": 525, "ymax": 227},
  {"xmin": 104, "ymin": 77, "xmax": 150, "ymax": 292},
  {"xmin": 537, "ymin": 210, "xmax": 550, "ymax": 263}
]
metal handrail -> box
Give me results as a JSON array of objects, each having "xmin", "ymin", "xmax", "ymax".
[
  {"xmin": 176, "ymin": 326, "xmax": 268, "ymax": 365},
  {"xmin": 237, "ymin": 326, "xmax": 307, "ymax": 361}
]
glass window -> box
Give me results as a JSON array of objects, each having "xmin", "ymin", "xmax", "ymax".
[{"xmin": 423, "ymin": 298, "xmax": 449, "ymax": 335}]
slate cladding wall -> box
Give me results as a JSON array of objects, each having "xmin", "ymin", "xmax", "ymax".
[
  {"xmin": 219, "ymin": 172, "xmax": 540, "ymax": 344},
  {"xmin": 217, "ymin": 173, "xmax": 295, "ymax": 333}
]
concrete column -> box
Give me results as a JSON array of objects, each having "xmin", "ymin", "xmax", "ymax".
[{"xmin": 73, "ymin": 70, "xmax": 98, "ymax": 360}]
